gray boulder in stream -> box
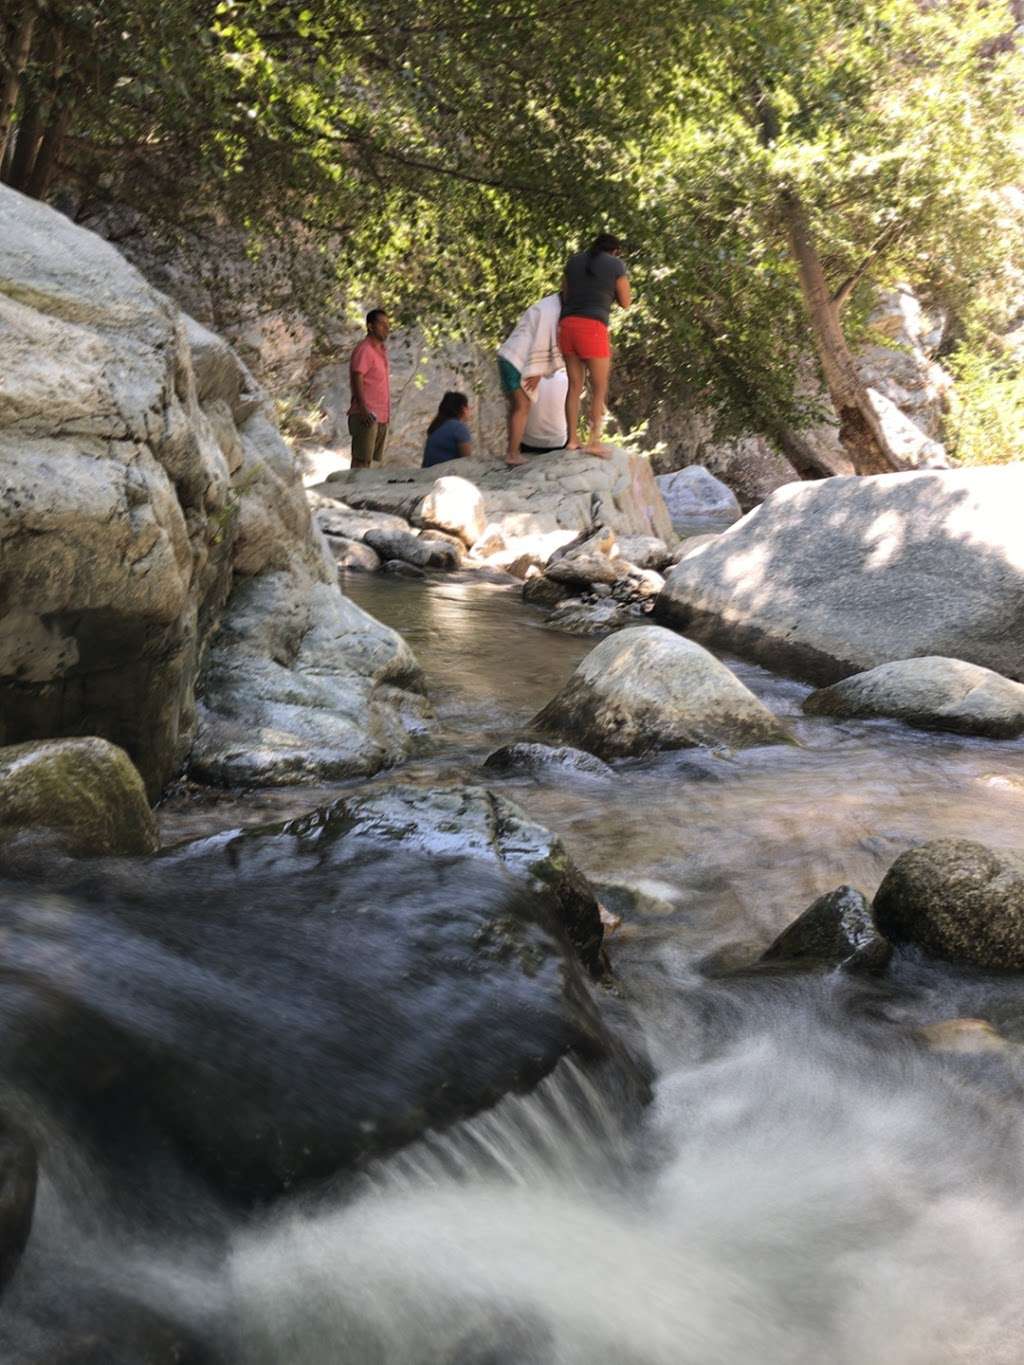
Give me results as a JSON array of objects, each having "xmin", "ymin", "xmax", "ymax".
[
  {"xmin": 656, "ymin": 467, "xmax": 1024, "ymax": 685},
  {"xmin": 3, "ymin": 786, "xmax": 635, "ymax": 1204},
  {"xmin": 533, "ymin": 625, "xmax": 787, "ymax": 759},
  {"xmin": 873, "ymin": 839, "xmax": 1024, "ymax": 969},
  {"xmin": 760, "ymin": 886, "xmax": 891, "ymax": 972},
  {"xmin": 803, "ymin": 657, "xmax": 1024, "ymax": 739}
]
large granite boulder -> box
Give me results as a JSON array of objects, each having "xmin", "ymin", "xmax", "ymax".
[
  {"xmin": 316, "ymin": 446, "xmax": 676, "ymax": 550},
  {"xmin": 803, "ymin": 657, "xmax": 1024, "ymax": 739},
  {"xmin": 0, "ymin": 188, "xmax": 233, "ymax": 795},
  {"xmin": 0, "ymin": 737, "xmax": 158, "ymax": 859},
  {"xmin": 533, "ymin": 625, "xmax": 787, "ymax": 759},
  {"xmin": 2, "ymin": 787, "xmax": 632, "ymax": 1204},
  {"xmin": 189, "ymin": 576, "xmax": 430, "ymax": 786},
  {"xmin": 874, "ymin": 839, "xmax": 1024, "ymax": 969},
  {"xmin": 0, "ymin": 187, "xmax": 426, "ymax": 797},
  {"xmin": 656, "ymin": 467, "xmax": 1024, "ymax": 685}
]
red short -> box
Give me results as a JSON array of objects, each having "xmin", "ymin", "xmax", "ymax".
[{"xmin": 558, "ymin": 316, "xmax": 611, "ymax": 360}]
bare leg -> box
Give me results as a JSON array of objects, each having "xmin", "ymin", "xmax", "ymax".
[
  {"xmin": 564, "ymin": 354, "xmax": 585, "ymax": 450},
  {"xmin": 505, "ymin": 388, "xmax": 530, "ymax": 466},
  {"xmin": 583, "ymin": 355, "xmax": 612, "ymax": 457}
]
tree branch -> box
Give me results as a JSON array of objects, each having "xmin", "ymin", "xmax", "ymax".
[{"xmin": 830, "ymin": 220, "xmax": 907, "ymax": 312}]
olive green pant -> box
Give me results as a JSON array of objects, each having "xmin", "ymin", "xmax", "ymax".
[{"xmin": 348, "ymin": 415, "xmax": 389, "ymax": 469}]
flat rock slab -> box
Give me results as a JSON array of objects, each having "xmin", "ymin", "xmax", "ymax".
[
  {"xmin": 803, "ymin": 656, "xmax": 1024, "ymax": 739},
  {"xmin": 533, "ymin": 625, "xmax": 787, "ymax": 759},
  {"xmin": 656, "ymin": 467, "xmax": 1024, "ymax": 685},
  {"xmin": 315, "ymin": 446, "xmax": 675, "ymax": 545},
  {"xmin": 874, "ymin": 838, "xmax": 1024, "ymax": 970}
]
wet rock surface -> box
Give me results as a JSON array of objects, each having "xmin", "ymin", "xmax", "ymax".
[
  {"xmin": 0, "ymin": 786, "xmax": 629, "ymax": 1205},
  {"xmin": 760, "ymin": 886, "xmax": 891, "ymax": 972},
  {"xmin": 534, "ymin": 626, "xmax": 788, "ymax": 759},
  {"xmin": 803, "ymin": 656, "xmax": 1024, "ymax": 739},
  {"xmin": 874, "ymin": 838, "xmax": 1024, "ymax": 969},
  {"xmin": 483, "ymin": 743, "xmax": 614, "ymax": 777}
]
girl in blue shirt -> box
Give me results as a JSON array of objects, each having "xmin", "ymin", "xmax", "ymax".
[{"xmin": 423, "ymin": 391, "xmax": 473, "ymax": 468}]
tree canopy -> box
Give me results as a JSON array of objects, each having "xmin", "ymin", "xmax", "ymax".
[{"xmin": 2, "ymin": 0, "xmax": 1022, "ymax": 465}]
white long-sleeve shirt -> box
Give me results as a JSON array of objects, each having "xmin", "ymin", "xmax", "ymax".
[{"xmin": 497, "ymin": 293, "xmax": 563, "ymax": 380}]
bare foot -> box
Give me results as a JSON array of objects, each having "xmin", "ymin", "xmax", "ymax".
[
  {"xmin": 564, "ymin": 442, "xmax": 581, "ymax": 452},
  {"xmin": 505, "ymin": 454, "xmax": 527, "ymax": 468},
  {"xmin": 584, "ymin": 442, "xmax": 612, "ymax": 459}
]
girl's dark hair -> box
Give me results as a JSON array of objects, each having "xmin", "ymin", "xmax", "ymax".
[
  {"xmin": 427, "ymin": 391, "xmax": 469, "ymax": 435},
  {"xmin": 585, "ymin": 232, "xmax": 622, "ymax": 275}
]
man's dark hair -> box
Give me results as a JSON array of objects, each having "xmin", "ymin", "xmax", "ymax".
[{"xmin": 366, "ymin": 308, "xmax": 388, "ymax": 327}]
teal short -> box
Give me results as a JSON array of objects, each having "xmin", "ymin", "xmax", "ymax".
[{"xmin": 497, "ymin": 356, "xmax": 522, "ymax": 394}]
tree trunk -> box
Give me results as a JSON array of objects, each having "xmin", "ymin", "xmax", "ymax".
[
  {"xmin": 778, "ymin": 188, "xmax": 901, "ymax": 476},
  {"xmin": 3, "ymin": 90, "xmax": 45, "ymax": 188},
  {"xmin": 26, "ymin": 95, "xmax": 70, "ymax": 199},
  {"xmin": 0, "ymin": 4, "xmax": 37, "ymax": 167}
]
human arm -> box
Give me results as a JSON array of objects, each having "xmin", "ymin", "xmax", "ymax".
[
  {"xmin": 350, "ymin": 369, "xmax": 374, "ymax": 419},
  {"xmin": 455, "ymin": 420, "xmax": 472, "ymax": 459},
  {"xmin": 615, "ymin": 274, "xmax": 631, "ymax": 310}
]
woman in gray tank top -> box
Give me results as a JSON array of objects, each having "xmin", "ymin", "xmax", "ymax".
[{"xmin": 558, "ymin": 232, "xmax": 631, "ymax": 456}]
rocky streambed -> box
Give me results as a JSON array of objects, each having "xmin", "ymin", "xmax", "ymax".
[{"xmin": 3, "ymin": 569, "xmax": 1022, "ymax": 1362}]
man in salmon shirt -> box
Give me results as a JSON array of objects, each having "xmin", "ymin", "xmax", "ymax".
[{"xmin": 347, "ymin": 308, "xmax": 391, "ymax": 469}]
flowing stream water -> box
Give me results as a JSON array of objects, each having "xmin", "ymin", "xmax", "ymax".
[{"xmin": 6, "ymin": 573, "xmax": 1024, "ymax": 1362}]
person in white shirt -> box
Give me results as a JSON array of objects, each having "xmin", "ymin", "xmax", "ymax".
[
  {"xmin": 496, "ymin": 293, "xmax": 563, "ymax": 468},
  {"xmin": 520, "ymin": 370, "xmax": 569, "ymax": 454}
]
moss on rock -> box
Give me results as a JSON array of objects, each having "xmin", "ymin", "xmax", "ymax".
[{"xmin": 0, "ymin": 737, "xmax": 158, "ymax": 858}]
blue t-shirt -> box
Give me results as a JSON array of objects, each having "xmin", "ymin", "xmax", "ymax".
[{"xmin": 423, "ymin": 418, "xmax": 471, "ymax": 468}]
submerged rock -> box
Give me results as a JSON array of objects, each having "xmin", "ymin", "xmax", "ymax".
[
  {"xmin": 0, "ymin": 1119, "xmax": 37, "ymax": 1295},
  {"xmin": 803, "ymin": 657, "xmax": 1024, "ymax": 739},
  {"xmin": 0, "ymin": 738, "xmax": 157, "ymax": 859},
  {"xmin": 483, "ymin": 743, "xmax": 613, "ymax": 777},
  {"xmin": 760, "ymin": 886, "xmax": 891, "ymax": 971},
  {"xmin": 533, "ymin": 626, "xmax": 787, "ymax": 759},
  {"xmin": 874, "ymin": 838, "xmax": 1024, "ymax": 969},
  {"xmin": 916, "ymin": 1018, "xmax": 1010, "ymax": 1055},
  {"xmin": 656, "ymin": 467, "xmax": 1024, "ymax": 685},
  {"xmin": 3, "ymin": 786, "xmax": 633, "ymax": 1202}
]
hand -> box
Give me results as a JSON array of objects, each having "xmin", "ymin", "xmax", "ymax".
[{"xmin": 522, "ymin": 375, "xmax": 540, "ymax": 394}]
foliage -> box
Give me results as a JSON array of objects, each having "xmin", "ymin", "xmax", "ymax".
[
  {"xmin": 2, "ymin": 0, "xmax": 1022, "ymax": 446},
  {"xmin": 947, "ymin": 324, "xmax": 1024, "ymax": 466}
]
